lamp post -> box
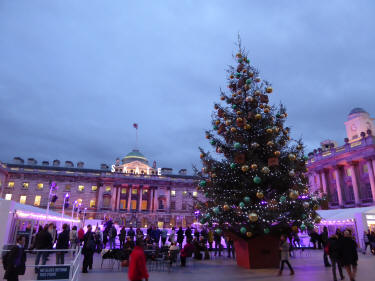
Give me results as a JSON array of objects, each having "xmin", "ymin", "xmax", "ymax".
[
  {"xmin": 83, "ymin": 208, "xmax": 87, "ymax": 227},
  {"xmin": 46, "ymin": 182, "xmax": 58, "ymax": 223},
  {"xmin": 60, "ymin": 193, "xmax": 70, "ymax": 230},
  {"xmin": 76, "ymin": 203, "xmax": 82, "ymax": 221},
  {"xmin": 71, "ymin": 200, "xmax": 78, "ymax": 227}
]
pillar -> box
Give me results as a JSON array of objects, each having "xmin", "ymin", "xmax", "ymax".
[
  {"xmin": 317, "ymin": 172, "xmax": 323, "ymax": 192},
  {"xmin": 127, "ymin": 186, "xmax": 132, "ymax": 211},
  {"xmin": 154, "ymin": 188, "xmax": 159, "ymax": 211},
  {"xmin": 321, "ymin": 170, "xmax": 328, "ymax": 195},
  {"xmin": 372, "ymin": 159, "xmax": 375, "ymax": 177},
  {"xmin": 166, "ymin": 187, "xmax": 171, "ymax": 212},
  {"xmin": 97, "ymin": 184, "xmax": 104, "ymax": 209},
  {"xmin": 367, "ymin": 159, "xmax": 375, "ymax": 202},
  {"xmin": 115, "ymin": 186, "xmax": 121, "ymax": 211},
  {"xmin": 349, "ymin": 163, "xmax": 361, "ymax": 205},
  {"xmin": 149, "ymin": 187, "xmax": 153, "ymax": 211},
  {"xmin": 138, "ymin": 186, "xmax": 143, "ymax": 211},
  {"xmin": 334, "ymin": 167, "xmax": 344, "ymax": 206}
]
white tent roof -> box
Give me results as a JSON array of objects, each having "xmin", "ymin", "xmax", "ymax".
[{"xmin": 317, "ymin": 206, "xmax": 375, "ymax": 221}]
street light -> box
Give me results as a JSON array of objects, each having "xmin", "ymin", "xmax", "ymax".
[
  {"xmin": 60, "ymin": 193, "xmax": 70, "ymax": 229},
  {"xmin": 83, "ymin": 208, "xmax": 87, "ymax": 226},
  {"xmin": 46, "ymin": 181, "xmax": 58, "ymax": 223},
  {"xmin": 71, "ymin": 200, "xmax": 78, "ymax": 227}
]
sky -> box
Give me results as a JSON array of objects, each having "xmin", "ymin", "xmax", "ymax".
[{"xmin": 0, "ymin": 0, "xmax": 375, "ymax": 173}]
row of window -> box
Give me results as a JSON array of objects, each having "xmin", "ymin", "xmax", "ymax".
[
  {"xmin": 4, "ymin": 194, "xmax": 97, "ymax": 208},
  {"xmin": 5, "ymin": 182, "xmax": 198, "ymax": 197}
]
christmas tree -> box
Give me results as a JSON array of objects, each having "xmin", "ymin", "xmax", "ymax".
[{"xmin": 196, "ymin": 43, "xmax": 321, "ymax": 238}]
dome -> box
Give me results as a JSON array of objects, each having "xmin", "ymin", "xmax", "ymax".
[
  {"xmin": 349, "ymin": 108, "xmax": 367, "ymax": 116},
  {"xmin": 122, "ymin": 149, "xmax": 148, "ymax": 164}
]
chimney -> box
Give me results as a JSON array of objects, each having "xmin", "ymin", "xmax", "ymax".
[
  {"xmin": 52, "ymin": 160, "xmax": 60, "ymax": 167},
  {"xmin": 178, "ymin": 169, "xmax": 187, "ymax": 175},
  {"xmin": 42, "ymin": 161, "xmax": 49, "ymax": 166},
  {"xmin": 13, "ymin": 157, "xmax": 24, "ymax": 164},
  {"xmin": 27, "ymin": 158, "xmax": 37, "ymax": 165},
  {"xmin": 65, "ymin": 161, "xmax": 74, "ymax": 168},
  {"xmin": 161, "ymin": 168, "xmax": 173, "ymax": 175},
  {"xmin": 77, "ymin": 161, "xmax": 84, "ymax": 168},
  {"xmin": 100, "ymin": 163, "xmax": 109, "ymax": 170}
]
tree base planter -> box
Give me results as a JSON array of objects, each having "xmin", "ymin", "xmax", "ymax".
[{"xmin": 232, "ymin": 234, "xmax": 280, "ymax": 269}]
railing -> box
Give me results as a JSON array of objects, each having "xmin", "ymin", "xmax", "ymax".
[{"xmin": 1, "ymin": 247, "xmax": 81, "ymax": 281}]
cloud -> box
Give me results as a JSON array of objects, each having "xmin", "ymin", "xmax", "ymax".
[{"xmin": 0, "ymin": 0, "xmax": 374, "ymax": 172}]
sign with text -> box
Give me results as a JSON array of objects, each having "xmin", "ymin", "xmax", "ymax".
[{"xmin": 37, "ymin": 266, "xmax": 70, "ymax": 280}]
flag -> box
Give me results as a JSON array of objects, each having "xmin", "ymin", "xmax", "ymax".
[{"xmin": 133, "ymin": 123, "xmax": 138, "ymax": 129}]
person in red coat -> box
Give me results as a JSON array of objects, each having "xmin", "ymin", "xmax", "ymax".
[
  {"xmin": 128, "ymin": 239, "xmax": 149, "ymax": 281},
  {"xmin": 78, "ymin": 227, "xmax": 85, "ymax": 245}
]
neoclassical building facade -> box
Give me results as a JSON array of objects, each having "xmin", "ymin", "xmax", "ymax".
[
  {"xmin": 307, "ymin": 108, "xmax": 375, "ymax": 208},
  {"xmin": 0, "ymin": 149, "xmax": 199, "ymax": 227}
]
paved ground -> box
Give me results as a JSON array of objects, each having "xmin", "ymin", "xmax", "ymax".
[{"xmin": 79, "ymin": 249, "xmax": 375, "ymax": 281}]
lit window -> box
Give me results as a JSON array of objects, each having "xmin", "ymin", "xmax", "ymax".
[
  {"xmin": 170, "ymin": 201, "xmax": 176, "ymax": 210},
  {"xmin": 183, "ymin": 191, "xmax": 187, "ymax": 196},
  {"xmin": 132, "ymin": 189, "xmax": 138, "ymax": 195},
  {"xmin": 105, "ymin": 186, "xmax": 111, "ymax": 192},
  {"xmin": 346, "ymin": 169, "xmax": 352, "ymax": 177},
  {"xmin": 8, "ymin": 182, "xmax": 14, "ymax": 188},
  {"xmin": 193, "ymin": 191, "xmax": 198, "ymax": 197},
  {"xmin": 5, "ymin": 194, "xmax": 12, "ymax": 200},
  {"xmin": 121, "ymin": 188, "xmax": 127, "ymax": 194},
  {"xmin": 363, "ymin": 164, "xmax": 369, "ymax": 173},
  {"xmin": 91, "ymin": 186, "xmax": 98, "ymax": 191},
  {"xmin": 34, "ymin": 196, "xmax": 41, "ymax": 206},
  {"xmin": 143, "ymin": 189, "xmax": 148, "ymax": 195},
  {"xmin": 119, "ymin": 199, "xmax": 127, "ymax": 209},
  {"xmin": 141, "ymin": 200, "xmax": 147, "ymax": 210},
  {"xmin": 22, "ymin": 182, "xmax": 29, "ymax": 189},
  {"xmin": 78, "ymin": 185, "xmax": 84, "ymax": 192},
  {"xmin": 90, "ymin": 200, "xmax": 96, "ymax": 208},
  {"xmin": 20, "ymin": 196, "xmax": 27, "ymax": 204},
  {"xmin": 131, "ymin": 200, "xmax": 137, "ymax": 209},
  {"xmin": 37, "ymin": 183, "xmax": 43, "ymax": 190},
  {"xmin": 77, "ymin": 198, "xmax": 83, "ymax": 204},
  {"xmin": 65, "ymin": 184, "xmax": 71, "ymax": 191},
  {"xmin": 171, "ymin": 190, "xmax": 176, "ymax": 197}
]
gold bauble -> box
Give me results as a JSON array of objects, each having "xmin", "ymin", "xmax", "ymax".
[
  {"xmin": 230, "ymin": 127, "xmax": 237, "ymax": 133},
  {"xmin": 242, "ymin": 69, "xmax": 247, "ymax": 73},
  {"xmin": 280, "ymin": 114, "xmax": 286, "ymax": 119},
  {"xmin": 215, "ymin": 120, "xmax": 220, "ymax": 125},
  {"xmin": 266, "ymin": 87, "xmax": 273, "ymax": 93},
  {"xmin": 264, "ymin": 108, "xmax": 270, "ymax": 114},
  {"xmin": 261, "ymin": 166, "xmax": 270, "ymax": 174},
  {"xmin": 236, "ymin": 110, "xmax": 242, "ymax": 115},
  {"xmin": 241, "ymin": 165, "xmax": 249, "ymax": 172},
  {"xmin": 315, "ymin": 216, "xmax": 322, "ymax": 223},
  {"xmin": 291, "ymin": 226, "xmax": 298, "ymax": 233},
  {"xmin": 223, "ymin": 204, "xmax": 230, "ymax": 211},
  {"xmin": 274, "ymin": 151, "xmax": 281, "ymax": 157},
  {"xmin": 245, "ymin": 97, "xmax": 253, "ymax": 103},
  {"xmin": 200, "ymin": 153, "xmax": 205, "ymax": 159},
  {"xmin": 255, "ymin": 77, "xmax": 261, "ymax": 82},
  {"xmin": 289, "ymin": 190, "xmax": 299, "ymax": 200},
  {"xmin": 266, "ymin": 128, "xmax": 273, "ymax": 134},
  {"xmin": 297, "ymin": 145, "xmax": 303, "ymax": 150},
  {"xmin": 248, "ymin": 213, "xmax": 258, "ymax": 222},
  {"xmin": 232, "ymin": 93, "xmax": 237, "ymax": 98},
  {"xmin": 313, "ymin": 205, "xmax": 319, "ymax": 211},
  {"xmin": 244, "ymin": 84, "xmax": 250, "ymax": 91},
  {"xmin": 237, "ymin": 90, "xmax": 242, "ymax": 95},
  {"xmin": 255, "ymin": 114, "xmax": 262, "ymax": 120},
  {"xmin": 251, "ymin": 164, "xmax": 258, "ymax": 170},
  {"xmin": 236, "ymin": 53, "xmax": 242, "ymax": 58},
  {"xmin": 256, "ymin": 192, "xmax": 264, "ymax": 199},
  {"xmin": 202, "ymin": 167, "xmax": 207, "ymax": 173},
  {"xmin": 246, "ymin": 231, "xmax": 253, "ymax": 238},
  {"xmin": 211, "ymin": 173, "xmax": 217, "ymax": 178},
  {"xmin": 254, "ymin": 90, "xmax": 261, "ymax": 96},
  {"xmin": 259, "ymin": 104, "xmax": 264, "ymax": 109},
  {"xmin": 267, "ymin": 141, "xmax": 274, "ymax": 146},
  {"xmin": 244, "ymin": 124, "xmax": 251, "ymax": 130},
  {"xmin": 205, "ymin": 134, "xmax": 211, "ymax": 139},
  {"xmin": 226, "ymin": 120, "xmax": 232, "ymax": 126},
  {"xmin": 220, "ymin": 96, "xmax": 225, "ymax": 101},
  {"xmin": 249, "ymin": 72, "xmax": 254, "ymax": 77},
  {"xmin": 236, "ymin": 117, "xmax": 243, "ymax": 123},
  {"xmin": 288, "ymin": 154, "xmax": 296, "ymax": 161}
]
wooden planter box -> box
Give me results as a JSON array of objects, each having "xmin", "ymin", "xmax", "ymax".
[{"xmin": 231, "ymin": 234, "xmax": 280, "ymax": 269}]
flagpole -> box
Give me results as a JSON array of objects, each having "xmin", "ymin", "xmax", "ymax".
[{"xmin": 136, "ymin": 127, "xmax": 138, "ymax": 149}]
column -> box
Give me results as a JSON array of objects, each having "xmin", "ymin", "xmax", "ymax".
[
  {"xmin": 367, "ymin": 159, "xmax": 375, "ymax": 202},
  {"xmin": 166, "ymin": 187, "xmax": 171, "ymax": 212},
  {"xmin": 317, "ymin": 172, "xmax": 323, "ymax": 192},
  {"xmin": 127, "ymin": 185, "xmax": 132, "ymax": 211},
  {"xmin": 115, "ymin": 186, "xmax": 121, "ymax": 211},
  {"xmin": 154, "ymin": 187, "xmax": 159, "ymax": 211},
  {"xmin": 149, "ymin": 187, "xmax": 153, "ymax": 211},
  {"xmin": 349, "ymin": 163, "xmax": 361, "ymax": 205},
  {"xmin": 138, "ymin": 186, "xmax": 143, "ymax": 211},
  {"xmin": 372, "ymin": 159, "xmax": 375, "ymax": 177},
  {"xmin": 334, "ymin": 167, "xmax": 344, "ymax": 206},
  {"xmin": 321, "ymin": 170, "xmax": 328, "ymax": 195},
  {"xmin": 97, "ymin": 184, "xmax": 104, "ymax": 209}
]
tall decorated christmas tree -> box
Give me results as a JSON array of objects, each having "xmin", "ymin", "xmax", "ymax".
[{"xmin": 196, "ymin": 43, "xmax": 321, "ymax": 247}]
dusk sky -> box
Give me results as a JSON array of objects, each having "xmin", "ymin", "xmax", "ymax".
[{"xmin": 1, "ymin": 1, "xmax": 374, "ymax": 173}]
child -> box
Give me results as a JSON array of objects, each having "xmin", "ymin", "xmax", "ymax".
[{"xmin": 278, "ymin": 235, "xmax": 294, "ymax": 276}]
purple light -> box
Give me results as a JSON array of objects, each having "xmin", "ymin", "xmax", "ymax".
[
  {"xmin": 194, "ymin": 210, "xmax": 200, "ymax": 215},
  {"xmin": 260, "ymin": 201, "xmax": 267, "ymax": 205},
  {"xmin": 299, "ymin": 195, "xmax": 309, "ymax": 199},
  {"xmin": 65, "ymin": 193, "xmax": 70, "ymax": 198}
]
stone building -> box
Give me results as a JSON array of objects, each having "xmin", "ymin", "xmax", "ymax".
[
  {"xmin": 0, "ymin": 149, "xmax": 199, "ymax": 228},
  {"xmin": 307, "ymin": 108, "xmax": 375, "ymax": 208}
]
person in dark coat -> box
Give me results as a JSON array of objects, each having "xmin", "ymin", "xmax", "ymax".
[
  {"xmin": 127, "ymin": 227, "xmax": 135, "ymax": 242},
  {"xmin": 185, "ymin": 226, "xmax": 192, "ymax": 241},
  {"xmin": 4, "ymin": 236, "xmax": 26, "ymax": 281},
  {"xmin": 321, "ymin": 227, "xmax": 331, "ymax": 267},
  {"xmin": 56, "ymin": 224, "xmax": 70, "ymax": 264},
  {"xmin": 34, "ymin": 225, "xmax": 52, "ymax": 273},
  {"xmin": 82, "ymin": 225, "xmax": 95, "ymax": 273},
  {"xmin": 327, "ymin": 234, "xmax": 344, "ymax": 281},
  {"xmin": 119, "ymin": 226, "xmax": 126, "ymax": 249},
  {"xmin": 339, "ymin": 230, "xmax": 358, "ymax": 281},
  {"xmin": 214, "ymin": 230, "xmax": 222, "ymax": 256},
  {"xmin": 177, "ymin": 227, "xmax": 184, "ymax": 249}
]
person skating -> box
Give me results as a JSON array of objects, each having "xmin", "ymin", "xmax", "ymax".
[
  {"xmin": 69, "ymin": 226, "xmax": 78, "ymax": 256},
  {"xmin": 322, "ymin": 226, "xmax": 331, "ymax": 267},
  {"xmin": 327, "ymin": 234, "xmax": 344, "ymax": 281},
  {"xmin": 177, "ymin": 227, "xmax": 184, "ymax": 249},
  {"xmin": 119, "ymin": 226, "xmax": 126, "ymax": 249},
  {"xmin": 4, "ymin": 236, "xmax": 26, "ymax": 281},
  {"xmin": 340, "ymin": 230, "xmax": 358, "ymax": 281},
  {"xmin": 213, "ymin": 230, "xmax": 222, "ymax": 256},
  {"xmin": 207, "ymin": 229, "xmax": 214, "ymax": 251},
  {"xmin": 161, "ymin": 227, "xmax": 168, "ymax": 246},
  {"xmin": 127, "ymin": 226, "xmax": 135, "ymax": 242},
  {"xmin": 278, "ymin": 235, "xmax": 294, "ymax": 276},
  {"xmin": 56, "ymin": 224, "xmax": 70, "ymax": 264},
  {"xmin": 363, "ymin": 230, "xmax": 371, "ymax": 254},
  {"xmin": 128, "ymin": 239, "xmax": 149, "ymax": 281}
]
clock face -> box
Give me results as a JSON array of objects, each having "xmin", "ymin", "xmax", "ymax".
[{"xmin": 351, "ymin": 124, "xmax": 357, "ymax": 132}]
